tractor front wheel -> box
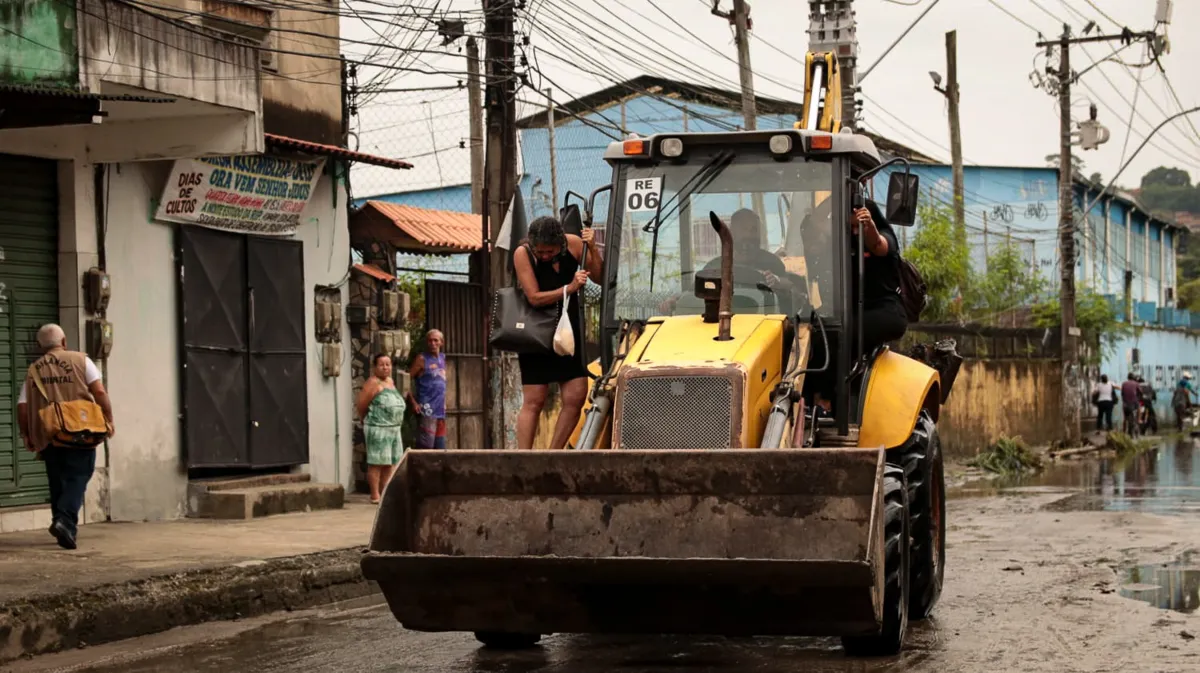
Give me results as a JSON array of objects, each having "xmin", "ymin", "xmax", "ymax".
[
  {"xmin": 842, "ymin": 464, "xmax": 910, "ymax": 657},
  {"xmin": 888, "ymin": 409, "xmax": 946, "ymax": 620}
]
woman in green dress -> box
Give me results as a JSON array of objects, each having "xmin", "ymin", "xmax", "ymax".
[{"xmin": 357, "ymin": 353, "xmax": 406, "ymax": 503}]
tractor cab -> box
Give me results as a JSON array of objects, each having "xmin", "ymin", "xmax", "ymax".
[{"xmin": 577, "ymin": 128, "xmax": 924, "ymax": 445}]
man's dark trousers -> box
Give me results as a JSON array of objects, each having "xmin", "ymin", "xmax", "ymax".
[{"xmin": 42, "ymin": 446, "xmax": 96, "ymax": 537}]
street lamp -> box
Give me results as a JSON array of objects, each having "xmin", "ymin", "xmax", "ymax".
[{"xmin": 926, "ymin": 71, "xmax": 945, "ymax": 95}]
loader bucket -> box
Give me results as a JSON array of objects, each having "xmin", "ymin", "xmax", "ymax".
[{"xmin": 361, "ymin": 448, "xmax": 890, "ymax": 638}]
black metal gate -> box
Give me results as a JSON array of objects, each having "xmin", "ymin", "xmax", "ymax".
[
  {"xmin": 179, "ymin": 227, "xmax": 308, "ymax": 468},
  {"xmin": 424, "ymin": 279, "xmax": 485, "ymax": 449}
]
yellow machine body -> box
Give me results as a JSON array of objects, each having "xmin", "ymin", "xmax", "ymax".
[{"xmin": 362, "ymin": 49, "xmax": 948, "ymax": 650}]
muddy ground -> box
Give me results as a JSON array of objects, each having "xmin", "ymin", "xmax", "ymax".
[{"xmin": 10, "ymin": 440, "xmax": 1200, "ymax": 673}]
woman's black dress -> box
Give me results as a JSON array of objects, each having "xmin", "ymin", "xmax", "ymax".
[{"xmin": 517, "ymin": 245, "xmax": 589, "ymax": 386}]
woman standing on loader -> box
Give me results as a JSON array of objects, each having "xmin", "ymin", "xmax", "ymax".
[{"xmin": 511, "ymin": 216, "xmax": 603, "ymax": 451}]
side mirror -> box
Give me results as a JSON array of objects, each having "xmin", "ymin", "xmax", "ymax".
[
  {"xmin": 559, "ymin": 203, "xmax": 584, "ymax": 236},
  {"xmin": 886, "ymin": 171, "xmax": 920, "ymax": 226}
]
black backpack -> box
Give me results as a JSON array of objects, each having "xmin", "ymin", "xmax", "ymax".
[{"xmin": 897, "ymin": 256, "xmax": 928, "ymax": 323}]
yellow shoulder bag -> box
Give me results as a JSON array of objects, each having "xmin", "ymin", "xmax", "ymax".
[{"xmin": 30, "ymin": 366, "xmax": 110, "ymax": 448}]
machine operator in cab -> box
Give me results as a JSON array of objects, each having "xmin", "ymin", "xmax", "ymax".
[{"xmin": 658, "ymin": 208, "xmax": 799, "ymax": 315}]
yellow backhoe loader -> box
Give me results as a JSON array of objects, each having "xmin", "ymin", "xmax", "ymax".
[{"xmin": 361, "ymin": 51, "xmax": 961, "ymax": 656}]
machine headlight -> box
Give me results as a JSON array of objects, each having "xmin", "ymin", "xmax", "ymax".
[
  {"xmin": 661, "ymin": 137, "xmax": 684, "ymax": 157},
  {"xmin": 769, "ymin": 134, "xmax": 793, "ymax": 154}
]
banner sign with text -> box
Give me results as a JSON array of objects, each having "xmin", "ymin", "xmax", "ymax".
[{"xmin": 155, "ymin": 155, "xmax": 326, "ymax": 236}]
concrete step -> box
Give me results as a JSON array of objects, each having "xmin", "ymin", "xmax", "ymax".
[
  {"xmin": 191, "ymin": 482, "xmax": 345, "ymax": 520},
  {"xmin": 190, "ymin": 472, "xmax": 311, "ymax": 492}
]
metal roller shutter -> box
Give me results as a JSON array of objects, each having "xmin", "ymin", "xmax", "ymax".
[{"xmin": 0, "ymin": 154, "xmax": 59, "ymax": 507}]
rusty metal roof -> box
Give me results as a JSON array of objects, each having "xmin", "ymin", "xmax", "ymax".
[
  {"xmin": 352, "ymin": 263, "xmax": 395, "ymax": 282},
  {"xmin": 264, "ymin": 133, "xmax": 412, "ymax": 170},
  {"xmin": 352, "ymin": 200, "xmax": 483, "ymax": 254}
]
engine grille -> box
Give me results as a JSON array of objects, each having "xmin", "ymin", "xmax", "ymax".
[{"xmin": 618, "ymin": 375, "xmax": 735, "ymax": 450}]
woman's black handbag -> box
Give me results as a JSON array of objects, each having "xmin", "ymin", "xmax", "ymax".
[{"xmin": 489, "ymin": 285, "xmax": 560, "ymax": 354}]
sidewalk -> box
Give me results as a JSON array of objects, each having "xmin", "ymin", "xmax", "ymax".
[{"xmin": 0, "ymin": 499, "xmax": 381, "ymax": 664}]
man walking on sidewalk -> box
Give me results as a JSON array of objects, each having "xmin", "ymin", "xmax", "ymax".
[{"xmin": 16, "ymin": 324, "xmax": 114, "ymax": 550}]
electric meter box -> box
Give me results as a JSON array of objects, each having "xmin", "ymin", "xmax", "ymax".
[
  {"xmin": 346, "ymin": 305, "xmax": 373, "ymax": 325},
  {"xmin": 315, "ymin": 299, "xmax": 341, "ymax": 341},
  {"xmin": 373, "ymin": 330, "xmax": 411, "ymax": 361},
  {"xmin": 381, "ymin": 290, "xmax": 410, "ymax": 325},
  {"xmin": 85, "ymin": 268, "xmax": 111, "ymax": 314},
  {"xmin": 86, "ymin": 319, "xmax": 113, "ymax": 360},
  {"xmin": 321, "ymin": 342, "xmax": 342, "ymax": 377}
]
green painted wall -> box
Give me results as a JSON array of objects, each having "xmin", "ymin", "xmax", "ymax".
[{"xmin": 0, "ymin": 0, "xmax": 78, "ymax": 85}]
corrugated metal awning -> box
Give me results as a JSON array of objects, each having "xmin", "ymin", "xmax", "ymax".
[
  {"xmin": 351, "ymin": 200, "xmax": 483, "ymax": 254},
  {"xmin": 352, "ymin": 263, "xmax": 395, "ymax": 282},
  {"xmin": 265, "ymin": 133, "xmax": 412, "ymax": 170}
]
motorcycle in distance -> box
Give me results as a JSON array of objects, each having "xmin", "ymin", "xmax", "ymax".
[
  {"xmin": 1137, "ymin": 399, "xmax": 1158, "ymax": 436},
  {"xmin": 1183, "ymin": 405, "xmax": 1200, "ymax": 436}
]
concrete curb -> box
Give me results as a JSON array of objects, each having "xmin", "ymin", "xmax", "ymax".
[{"xmin": 0, "ymin": 547, "xmax": 377, "ymax": 665}]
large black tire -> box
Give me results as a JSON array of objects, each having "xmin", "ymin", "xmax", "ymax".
[
  {"xmin": 474, "ymin": 632, "xmax": 542, "ymax": 649},
  {"xmin": 888, "ymin": 409, "xmax": 946, "ymax": 620},
  {"xmin": 842, "ymin": 464, "xmax": 910, "ymax": 657}
]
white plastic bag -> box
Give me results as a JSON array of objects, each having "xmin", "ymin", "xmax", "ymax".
[{"xmin": 552, "ymin": 286, "xmax": 575, "ymax": 356}]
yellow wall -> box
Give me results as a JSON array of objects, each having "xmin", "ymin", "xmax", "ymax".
[{"xmin": 936, "ymin": 359, "xmax": 1063, "ymax": 459}]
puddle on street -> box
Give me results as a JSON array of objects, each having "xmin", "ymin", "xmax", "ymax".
[
  {"xmin": 1119, "ymin": 551, "xmax": 1200, "ymax": 614},
  {"xmin": 951, "ymin": 437, "xmax": 1200, "ymax": 515}
]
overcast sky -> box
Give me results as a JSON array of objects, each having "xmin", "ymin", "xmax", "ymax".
[{"xmin": 344, "ymin": 0, "xmax": 1198, "ymax": 196}]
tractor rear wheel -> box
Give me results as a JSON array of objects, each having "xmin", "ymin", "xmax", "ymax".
[
  {"xmin": 842, "ymin": 464, "xmax": 910, "ymax": 657},
  {"xmin": 888, "ymin": 409, "xmax": 946, "ymax": 620},
  {"xmin": 474, "ymin": 632, "xmax": 542, "ymax": 649}
]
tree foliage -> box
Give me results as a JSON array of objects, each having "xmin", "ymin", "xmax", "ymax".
[
  {"xmin": 1031, "ymin": 286, "xmax": 1135, "ymax": 364},
  {"xmin": 1045, "ymin": 153, "xmax": 1086, "ymax": 174},
  {"xmin": 905, "ymin": 200, "xmax": 972, "ymax": 322},
  {"xmin": 906, "ymin": 199, "xmax": 1047, "ymax": 324},
  {"xmin": 1135, "ymin": 165, "xmax": 1199, "ymax": 291},
  {"xmin": 977, "ymin": 241, "xmax": 1049, "ymax": 317},
  {"xmin": 1142, "ymin": 166, "xmax": 1192, "ymax": 189}
]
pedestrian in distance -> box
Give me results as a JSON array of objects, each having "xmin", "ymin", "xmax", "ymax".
[
  {"xmin": 358, "ymin": 353, "xmax": 406, "ymax": 504},
  {"xmin": 16, "ymin": 324, "xmax": 114, "ymax": 550},
  {"xmin": 1120, "ymin": 372, "xmax": 1141, "ymax": 436},
  {"xmin": 408, "ymin": 329, "xmax": 448, "ymax": 450},
  {"xmin": 1091, "ymin": 374, "xmax": 1116, "ymax": 432},
  {"xmin": 1173, "ymin": 371, "xmax": 1198, "ymax": 432},
  {"xmin": 1137, "ymin": 375, "xmax": 1158, "ymax": 435}
]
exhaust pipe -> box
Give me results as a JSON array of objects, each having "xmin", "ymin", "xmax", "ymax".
[{"xmin": 709, "ymin": 211, "xmax": 734, "ymax": 341}]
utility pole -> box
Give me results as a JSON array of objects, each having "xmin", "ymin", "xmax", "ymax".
[
  {"xmin": 1032, "ymin": 24, "xmax": 1158, "ymax": 443},
  {"xmin": 1054, "ymin": 25, "xmax": 1076, "ymax": 370},
  {"xmin": 945, "ymin": 31, "xmax": 965, "ymax": 241},
  {"xmin": 715, "ymin": 1, "xmax": 764, "ymax": 220},
  {"xmin": 1044, "ymin": 24, "xmax": 1080, "ymax": 443},
  {"xmin": 483, "ymin": 0, "xmax": 518, "ymax": 450},
  {"xmin": 731, "ymin": 0, "xmax": 757, "ymax": 131},
  {"xmin": 466, "ymin": 36, "xmax": 484, "ymax": 217},
  {"xmin": 545, "ymin": 88, "xmax": 559, "ymax": 212},
  {"xmin": 931, "ymin": 32, "xmax": 964, "ymax": 239}
]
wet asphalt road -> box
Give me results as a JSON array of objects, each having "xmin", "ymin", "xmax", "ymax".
[
  {"xmin": 13, "ymin": 439, "xmax": 1200, "ymax": 673},
  {"xmin": 29, "ymin": 601, "xmax": 948, "ymax": 673}
]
